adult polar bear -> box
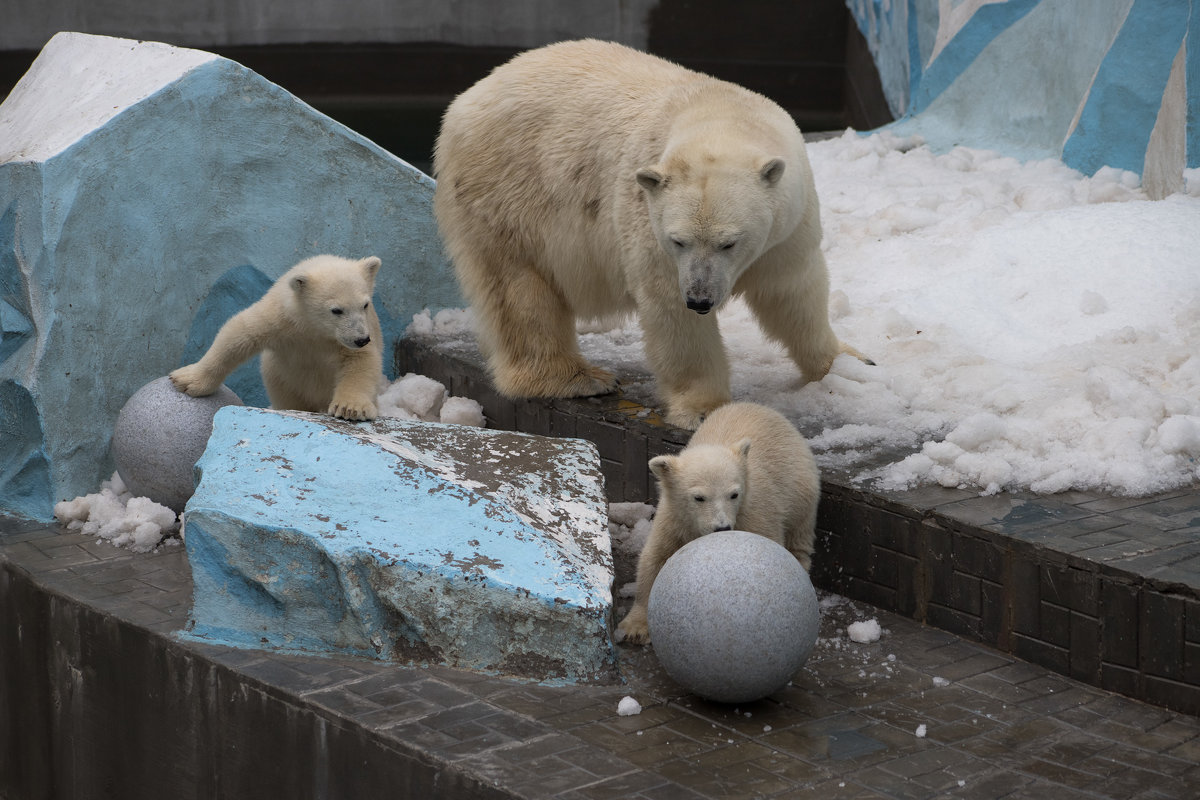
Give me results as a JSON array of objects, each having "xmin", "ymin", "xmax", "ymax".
[{"xmin": 434, "ymin": 39, "xmax": 865, "ymax": 428}]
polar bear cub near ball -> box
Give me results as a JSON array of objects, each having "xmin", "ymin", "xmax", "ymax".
[
  {"xmin": 170, "ymin": 254, "xmax": 385, "ymax": 421},
  {"xmin": 434, "ymin": 39, "xmax": 867, "ymax": 429},
  {"xmin": 616, "ymin": 402, "xmax": 819, "ymax": 645}
]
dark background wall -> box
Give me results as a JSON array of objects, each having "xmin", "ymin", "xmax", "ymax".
[{"xmin": 0, "ymin": 0, "xmax": 890, "ymax": 173}]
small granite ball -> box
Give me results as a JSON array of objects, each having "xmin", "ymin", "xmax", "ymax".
[
  {"xmin": 648, "ymin": 530, "xmax": 819, "ymax": 703},
  {"xmin": 112, "ymin": 376, "xmax": 243, "ymax": 513}
]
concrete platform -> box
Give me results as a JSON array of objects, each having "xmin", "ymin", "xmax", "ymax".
[{"xmin": 2, "ymin": 335, "xmax": 1199, "ymax": 798}]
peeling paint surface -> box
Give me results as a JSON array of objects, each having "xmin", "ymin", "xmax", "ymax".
[{"xmin": 182, "ymin": 407, "xmax": 617, "ymax": 683}]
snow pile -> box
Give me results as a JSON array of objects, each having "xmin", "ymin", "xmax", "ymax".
[
  {"xmin": 608, "ymin": 502, "xmax": 655, "ymax": 557},
  {"xmin": 617, "ymin": 696, "xmax": 643, "ymax": 716},
  {"xmin": 847, "ymin": 618, "xmax": 883, "ymax": 643},
  {"xmin": 54, "ymin": 472, "xmax": 179, "ymax": 553},
  {"xmin": 562, "ymin": 131, "xmax": 1200, "ymax": 497},
  {"xmin": 377, "ymin": 372, "xmax": 485, "ymax": 426}
]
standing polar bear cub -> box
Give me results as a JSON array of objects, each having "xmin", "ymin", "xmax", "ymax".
[
  {"xmin": 170, "ymin": 254, "xmax": 385, "ymax": 421},
  {"xmin": 434, "ymin": 39, "xmax": 865, "ymax": 428},
  {"xmin": 616, "ymin": 402, "xmax": 819, "ymax": 645}
]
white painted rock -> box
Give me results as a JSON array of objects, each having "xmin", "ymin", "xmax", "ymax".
[
  {"xmin": 648, "ymin": 531, "xmax": 819, "ymax": 703},
  {"xmin": 182, "ymin": 407, "xmax": 617, "ymax": 683}
]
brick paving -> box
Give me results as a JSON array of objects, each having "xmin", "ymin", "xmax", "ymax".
[{"xmin": 3, "ymin": 514, "xmax": 1199, "ymax": 799}]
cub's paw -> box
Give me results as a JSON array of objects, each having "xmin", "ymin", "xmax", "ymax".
[
  {"xmin": 328, "ymin": 396, "xmax": 378, "ymax": 421},
  {"xmin": 615, "ymin": 608, "xmax": 650, "ymax": 645},
  {"xmin": 169, "ymin": 365, "xmax": 219, "ymax": 397}
]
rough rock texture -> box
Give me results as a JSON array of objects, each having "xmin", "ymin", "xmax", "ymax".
[
  {"xmin": 0, "ymin": 32, "xmax": 461, "ymax": 520},
  {"xmin": 648, "ymin": 531, "xmax": 819, "ymax": 703},
  {"xmin": 112, "ymin": 377, "xmax": 243, "ymax": 513},
  {"xmin": 182, "ymin": 407, "xmax": 618, "ymax": 684}
]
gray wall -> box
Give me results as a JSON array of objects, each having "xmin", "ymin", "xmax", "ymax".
[{"xmin": 3, "ymin": 0, "xmax": 659, "ymax": 50}]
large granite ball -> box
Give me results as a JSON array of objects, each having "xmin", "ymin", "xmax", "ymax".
[
  {"xmin": 648, "ymin": 531, "xmax": 819, "ymax": 703},
  {"xmin": 112, "ymin": 376, "xmax": 243, "ymax": 513}
]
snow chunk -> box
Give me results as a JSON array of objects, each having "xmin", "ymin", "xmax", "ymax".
[
  {"xmin": 54, "ymin": 472, "xmax": 179, "ymax": 553},
  {"xmin": 617, "ymin": 696, "xmax": 642, "ymax": 716},
  {"xmin": 847, "ymin": 619, "xmax": 882, "ymax": 643},
  {"xmin": 915, "ymin": 724, "xmax": 927, "ymax": 738}
]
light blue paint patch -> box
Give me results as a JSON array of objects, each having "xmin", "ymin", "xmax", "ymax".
[
  {"xmin": 908, "ymin": 0, "xmax": 1042, "ymax": 116},
  {"xmin": 181, "ymin": 407, "xmax": 618, "ymax": 683},
  {"xmin": 1063, "ymin": 0, "xmax": 1190, "ymax": 175},
  {"xmin": 890, "ymin": 0, "xmax": 1135, "ymax": 161},
  {"xmin": 0, "ymin": 35, "xmax": 463, "ymax": 519}
]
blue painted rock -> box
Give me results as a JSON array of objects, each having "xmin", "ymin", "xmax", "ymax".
[
  {"xmin": 648, "ymin": 531, "xmax": 819, "ymax": 703},
  {"xmin": 112, "ymin": 376, "xmax": 242, "ymax": 512}
]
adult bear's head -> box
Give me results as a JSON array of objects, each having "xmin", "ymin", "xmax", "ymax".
[{"xmin": 636, "ymin": 140, "xmax": 803, "ymax": 315}]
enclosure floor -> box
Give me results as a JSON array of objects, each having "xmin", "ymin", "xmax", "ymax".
[{"xmin": 2, "ymin": 513, "xmax": 1198, "ymax": 798}]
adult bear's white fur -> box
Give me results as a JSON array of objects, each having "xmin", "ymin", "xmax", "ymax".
[{"xmin": 434, "ymin": 39, "xmax": 866, "ymax": 429}]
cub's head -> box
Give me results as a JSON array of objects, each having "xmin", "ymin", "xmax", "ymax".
[
  {"xmin": 288, "ymin": 255, "xmax": 382, "ymax": 349},
  {"xmin": 649, "ymin": 439, "xmax": 751, "ymax": 540},
  {"xmin": 636, "ymin": 148, "xmax": 793, "ymax": 314}
]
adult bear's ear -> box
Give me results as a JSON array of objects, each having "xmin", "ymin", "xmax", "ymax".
[
  {"xmin": 759, "ymin": 158, "xmax": 785, "ymax": 185},
  {"xmin": 733, "ymin": 439, "xmax": 752, "ymax": 461},
  {"xmin": 361, "ymin": 256, "xmax": 381, "ymax": 281},
  {"xmin": 648, "ymin": 455, "xmax": 676, "ymax": 482},
  {"xmin": 636, "ymin": 167, "xmax": 667, "ymax": 192},
  {"xmin": 289, "ymin": 274, "xmax": 308, "ymax": 293}
]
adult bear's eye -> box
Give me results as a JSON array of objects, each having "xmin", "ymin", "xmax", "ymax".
[
  {"xmin": 693, "ymin": 494, "xmax": 706, "ymax": 503},
  {"xmin": 719, "ymin": 241, "xmax": 736, "ymax": 251},
  {"xmin": 363, "ymin": 301, "xmax": 370, "ymax": 309},
  {"xmin": 671, "ymin": 237, "xmax": 686, "ymax": 249},
  {"xmin": 730, "ymin": 492, "xmax": 739, "ymax": 500},
  {"xmin": 331, "ymin": 308, "xmax": 344, "ymax": 315}
]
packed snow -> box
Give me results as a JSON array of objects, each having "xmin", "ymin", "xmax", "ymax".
[
  {"xmin": 58, "ymin": 372, "xmax": 485, "ymax": 551},
  {"xmin": 54, "ymin": 472, "xmax": 179, "ymax": 553},
  {"xmin": 617, "ymin": 696, "xmax": 643, "ymax": 716},
  {"xmin": 847, "ymin": 618, "xmax": 883, "ymax": 644},
  {"xmin": 417, "ymin": 131, "xmax": 1200, "ymax": 497}
]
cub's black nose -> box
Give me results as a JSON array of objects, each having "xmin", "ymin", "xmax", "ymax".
[
  {"xmin": 686, "ymin": 298, "xmax": 713, "ymax": 314},
  {"xmin": 354, "ymin": 336, "xmax": 371, "ymax": 348}
]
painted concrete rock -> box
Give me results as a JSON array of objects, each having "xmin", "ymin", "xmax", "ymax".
[
  {"xmin": 112, "ymin": 376, "xmax": 243, "ymax": 513},
  {"xmin": 182, "ymin": 407, "xmax": 617, "ymax": 684},
  {"xmin": 0, "ymin": 32, "xmax": 460, "ymax": 521},
  {"xmin": 648, "ymin": 531, "xmax": 819, "ymax": 703}
]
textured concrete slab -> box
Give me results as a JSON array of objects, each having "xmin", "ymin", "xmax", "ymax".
[
  {"xmin": 0, "ymin": 32, "xmax": 461, "ymax": 520},
  {"xmin": 182, "ymin": 407, "xmax": 617, "ymax": 683}
]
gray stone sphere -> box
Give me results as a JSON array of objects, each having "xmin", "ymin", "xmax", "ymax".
[
  {"xmin": 648, "ymin": 531, "xmax": 819, "ymax": 704},
  {"xmin": 112, "ymin": 376, "xmax": 243, "ymax": 513}
]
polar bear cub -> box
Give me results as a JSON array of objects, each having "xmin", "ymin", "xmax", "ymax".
[
  {"xmin": 170, "ymin": 254, "xmax": 385, "ymax": 421},
  {"xmin": 616, "ymin": 402, "xmax": 819, "ymax": 645}
]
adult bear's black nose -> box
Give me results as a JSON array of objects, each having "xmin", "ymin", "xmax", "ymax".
[
  {"xmin": 686, "ymin": 298, "xmax": 713, "ymax": 314},
  {"xmin": 713, "ymin": 524, "xmax": 732, "ymax": 532},
  {"xmin": 354, "ymin": 336, "xmax": 371, "ymax": 348}
]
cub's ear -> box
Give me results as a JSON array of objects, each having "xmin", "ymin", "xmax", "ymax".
[
  {"xmin": 361, "ymin": 256, "xmax": 381, "ymax": 281},
  {"xmin": 636, "ymin": 167, "xmax": 667, "ymax": 192},
  {"xmin": 759, "ymin": 158, "xmax": 785, "ymax": 185},
  {"xmin": 289, "ymin": 274, "xmax": 308, "ymax": 293},
  {"xmin": 733, "ymin": 438, "xmax": 752, "ymax": 461},
  {"xmin": 648, "ymin": 455, "xmax": 676, "ymax": 482}
]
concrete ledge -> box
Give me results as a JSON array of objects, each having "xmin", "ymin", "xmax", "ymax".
[{"xmin": 397, "ymin": 335, "xmax": 1200, "ymax": 716}]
